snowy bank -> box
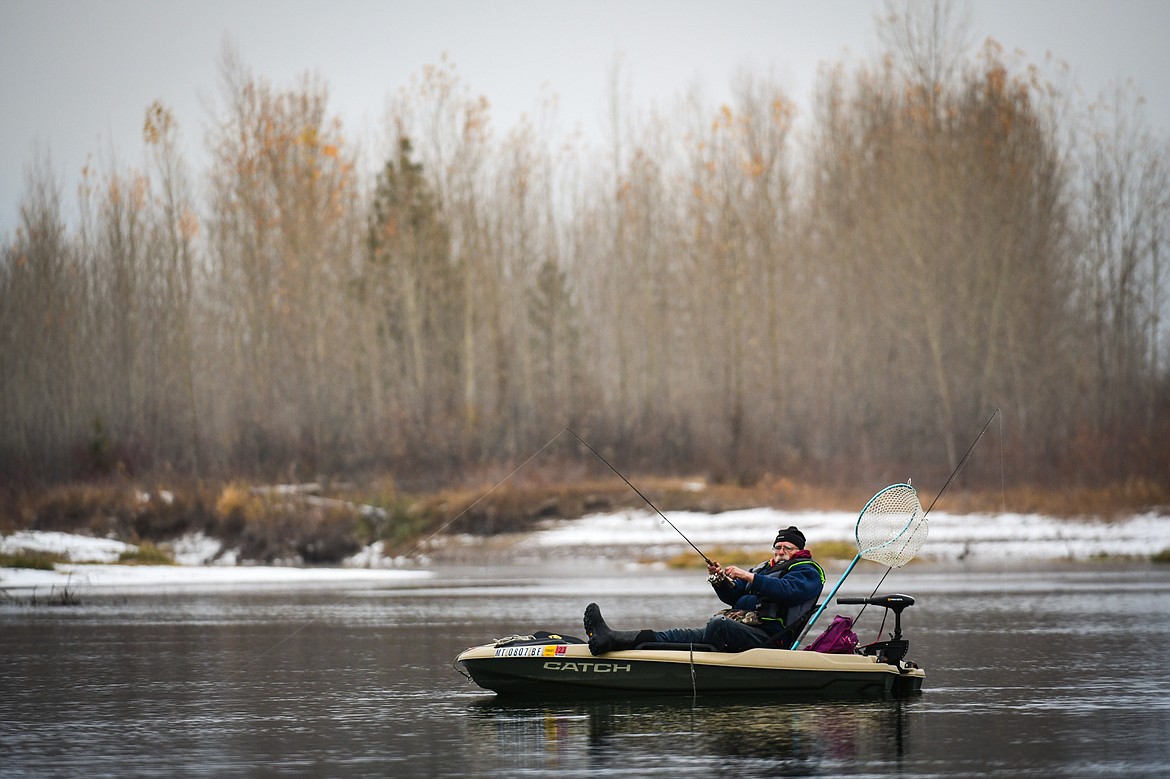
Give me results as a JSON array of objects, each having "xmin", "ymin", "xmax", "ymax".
[
  {"xmin": 0, "ymin": 563, "xmax": 433, "ymax": 594},
  {"xmin": 511, "ymin": 507, "xmax": 1170, "ymax": 562},
  {"xmin": 3, "ymin": 507, "xmax": 1168, "ymax": 593},
  {"xmin": 0, "ymin": 530, "xmax": 431, "ymax": 593}
]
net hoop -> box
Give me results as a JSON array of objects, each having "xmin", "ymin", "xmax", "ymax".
[{"xmin": 855, "ymin": 483, "xmax": 927, "ymax": 568}]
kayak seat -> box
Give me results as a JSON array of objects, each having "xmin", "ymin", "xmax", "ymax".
[{"xmin": 754, "ymin": 602, "xmax": 821, "ymax": 651}]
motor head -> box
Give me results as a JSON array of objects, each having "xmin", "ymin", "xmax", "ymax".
[{"xmin": 837, "ymin": 593, "xmax": 915, "ymax": 614}]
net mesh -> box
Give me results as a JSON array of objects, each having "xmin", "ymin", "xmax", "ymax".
[{"xmin": 855, "ymin": 484, "xmax": 927, "ymax": 568}]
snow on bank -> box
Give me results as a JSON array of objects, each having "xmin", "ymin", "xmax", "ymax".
[
  {"xmin": 3, "ymin": 506, "xmax": 1168, "ymax": 593},
  {"xmin": 1, "ymin": 531, "xmax": 135, "ymax": 564},
  {"xmin": 0, "ymin": 563, "xmax": 432, "ymax": 593},
  {"xmin": 516, "ymin": 507, "xmax": 1170, "ymax": 562},
  {"xmin": 0, "ymin": 531, "xmax": 431, "ymax": 593}
]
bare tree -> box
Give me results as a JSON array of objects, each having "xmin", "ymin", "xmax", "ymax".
[
  {"xmin": 1078, "ymin": 82, "xmax": 1170, "ymax": 452},
  {"xmin": 2, "ymin": 28, "xmax": 1167, "ymax": 491},
  {"xmin": 878, "ymin": 0, "xmax": 974, "ymax": 116},
  {"xmin": 803, "ymin": 20, "xmax": 1080, "ymax": 479},
  {"xmin": 142, "ymin": 101, "xmax": 203, "ymax": 473},
  {"xmin": 204, "ymin": 44, "xmax": 362, "ymax": 472},
  {"xmin": 0, "ymin": 156, "xmax": 78, "ymax": 475}
]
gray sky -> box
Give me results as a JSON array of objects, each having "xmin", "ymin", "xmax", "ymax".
[{"xmin": 2, "ymin": 0, "xmax": 1168, "ymax": 236}]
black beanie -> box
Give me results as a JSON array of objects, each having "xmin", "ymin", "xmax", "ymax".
[{"xmin": 774, "ymin": 526, "xmax": 806, "ymax": 550}]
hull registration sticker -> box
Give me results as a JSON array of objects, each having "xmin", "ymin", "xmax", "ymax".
[{"xmin": 494, "ymin": 645, "xmax": 569, "ymax": 657}]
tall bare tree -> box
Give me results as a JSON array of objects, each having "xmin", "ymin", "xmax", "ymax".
[
  {"xmin": 0, "ymin": 157, "xmax": 78, "ymax": 476},
  {"xmin": 1078, "ymin": 82, "xmax": 1170, "ymax": 470},
  {"xmin": 205, "ymin": 44, "xmax": 361, "ymax": 472}
]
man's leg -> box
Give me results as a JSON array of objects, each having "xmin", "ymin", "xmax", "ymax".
[
  {"xmin": 701, "ymin": 615, "xmax": 769, "ymax": 651},
  {"xmin": 652, "ymin": 616, "xmax": 767, "ymax": 651},
  {"xmin": 650, "ymin": 627, "xmax": 709, "ymax": 644}
]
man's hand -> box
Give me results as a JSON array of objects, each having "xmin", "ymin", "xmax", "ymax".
[{"xmin": 722, "ymin": 565, "xmax": 755, "ymax": 584}]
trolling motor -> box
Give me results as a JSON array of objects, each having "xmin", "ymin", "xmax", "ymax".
[{"xmin": 838, "ymin": 593, "xmax": 915, "ymax": 665}]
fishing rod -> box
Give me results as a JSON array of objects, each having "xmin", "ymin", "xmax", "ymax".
[
  {"xmin": 920, "ymin": 407, "xmax": 1001, "ymax": 520},
  {"xmin": 797, "ymin": 409, "xmax": 1002, "ymax": 648},
  {"xmin": 857, "ymin": 407, "xmax": 1001, "ymax": 620},
  {"xmin": 407, "ymin": 427, "xmax": 716, "ymax": 565},
  {"xmin": 245, "ymin": 427, "xmax": 713, "ymax": 668},
  {"xmin": 402, "ymin": 428, "xmax": 573, "ymax": 559},
  {"xmin": 565, "ymin": 428, "xmax": 716, "ymax": 567}
]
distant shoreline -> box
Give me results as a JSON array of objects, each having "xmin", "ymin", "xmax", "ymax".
[{"xmin": 5, "ymin": 507, "xmax": 1168, "ymax": 596}]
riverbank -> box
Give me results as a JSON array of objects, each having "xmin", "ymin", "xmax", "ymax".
[
  {"xmin": 3, "ymin": 506, "xmax": 1168, "ymax": 596},
  {"xmin": 5, "ymin": 474, "xmax": 1167, "ymax": 570},
  {"xmin": 0, "ymin": 529, "xmax": 431, "ymax": 596},
  {"xmin": 422, "ymin": 505, "xmax": 1170, "ymax": 565}
]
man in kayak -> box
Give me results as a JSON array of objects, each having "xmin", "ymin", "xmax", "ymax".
[{"xmin": 583, "ymin": 525, "xmax": 825, "ymax": 654}]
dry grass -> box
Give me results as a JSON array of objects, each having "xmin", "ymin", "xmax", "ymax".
[
  {"xmin": 117, "ymin": 541, "xmax": 175, "ymax": 565},
  {"xmin": 926, "ymin": 478, "xmax": 1169, "ymax": 520},
  {"xmin": 0, "ymin": 550, "xmax": 68, "ymax": 570},
  {"xmin": 214, "ymin": 483, "xmax": 268, "ymax": 524}
]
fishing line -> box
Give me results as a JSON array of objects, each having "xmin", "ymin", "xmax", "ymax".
[
  {"xmin": 565, "ymin": 428, "xmax": 715, "ymax": 567},
  {"xmin": 244, "ymin": 426, "xmax": 716, "ymax": 668},
  {"xmin": 402, "ymin": 428, "xmax": 573, "ymax": 559},
  {"xmin": 689, "ymin": 642, "xmax": 698, "ymax": 702},
  {"xmin": 411, "ymin": 427, "xmax": 711, "ymax": 563},
  {"xmin": 242, "ymin": 427, "xmax": 574, "ymax": 669},
  {"xmin": 857, "ymin": 408, "xmax": 1001, "ymax": 621},
  {"xmin": 998, "ymin": 410, "xmax": 1007, "ymax": 515}
]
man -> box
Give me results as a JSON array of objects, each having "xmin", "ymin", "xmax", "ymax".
[{"xmin": 583, "ymin": 526, "xmax": 825, "ymax": 654}]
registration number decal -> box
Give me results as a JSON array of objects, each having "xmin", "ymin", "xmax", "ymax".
[{"xmin": 494, "ymin": 645, "xmax": 570, "ymax": 657}]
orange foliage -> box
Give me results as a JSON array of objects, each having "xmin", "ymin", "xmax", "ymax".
[
  {"xmin": 143, "ymin": 101, "xmax": 176, "ymax": 146},
  {"xmin": 178, "ymin": 207, "xmax": 199, "ymax": 241},
  {"xmin": 743, "ymin": 156, "xmax": 765, "ymax": 178}
]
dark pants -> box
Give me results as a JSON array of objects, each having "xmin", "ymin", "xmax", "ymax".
[{"xmin": 654, "ymin": 614, "xmax": 772, "ymax": 652}]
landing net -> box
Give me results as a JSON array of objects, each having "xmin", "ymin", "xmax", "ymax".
[
  {"xmin": 856, "ymin": 483, "xmax": 927, "ymax": 568},
  {"xmin": 790, "ymin": 482, "xmax": 926, "ymax": 648}
]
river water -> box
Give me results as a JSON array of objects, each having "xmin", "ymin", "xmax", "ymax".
[{"xmin": 3, "ymin": 561, "xmax": 1170, "ymax": 777}]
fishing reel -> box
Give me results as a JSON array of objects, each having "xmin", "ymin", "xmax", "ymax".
[{"xmin": 704, "ymin": 557, "xmax": 728, "ymax": 585}]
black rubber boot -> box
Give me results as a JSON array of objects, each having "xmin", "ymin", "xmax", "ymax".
[{"xmin": 583, "ymin": 603, "xmax": 655, "ymax": 655}]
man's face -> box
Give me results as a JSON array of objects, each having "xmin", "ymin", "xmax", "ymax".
[{"xmin": 772, "ymin": 541, "xmax": 799, "ymax": 562}]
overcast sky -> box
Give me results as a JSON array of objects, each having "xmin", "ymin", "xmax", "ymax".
[{"xmin": 2, "ymin": 0, "xmax": 1168, "ymax": 236}]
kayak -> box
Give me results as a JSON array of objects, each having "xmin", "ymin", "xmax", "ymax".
[
  {"xmin": 455, "ymin": 641, "xmax": 923, "ymax": 698},
  {"xmin": 454, "ymin": 595, "xmax": 925, "ymax": 698}
]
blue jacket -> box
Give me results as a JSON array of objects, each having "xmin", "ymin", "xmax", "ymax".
[{"xmin": 712, "ymin": 551, "xmax": 826, "ymax": 635}]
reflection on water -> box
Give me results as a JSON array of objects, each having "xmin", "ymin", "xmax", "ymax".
[
  {"xmin": 466, "ymin": 696, "xmax": 915, "ymax": 775},
  {"xmin": 3, "ymin": 563, "xmax": 1170, "ymax": 777}
]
